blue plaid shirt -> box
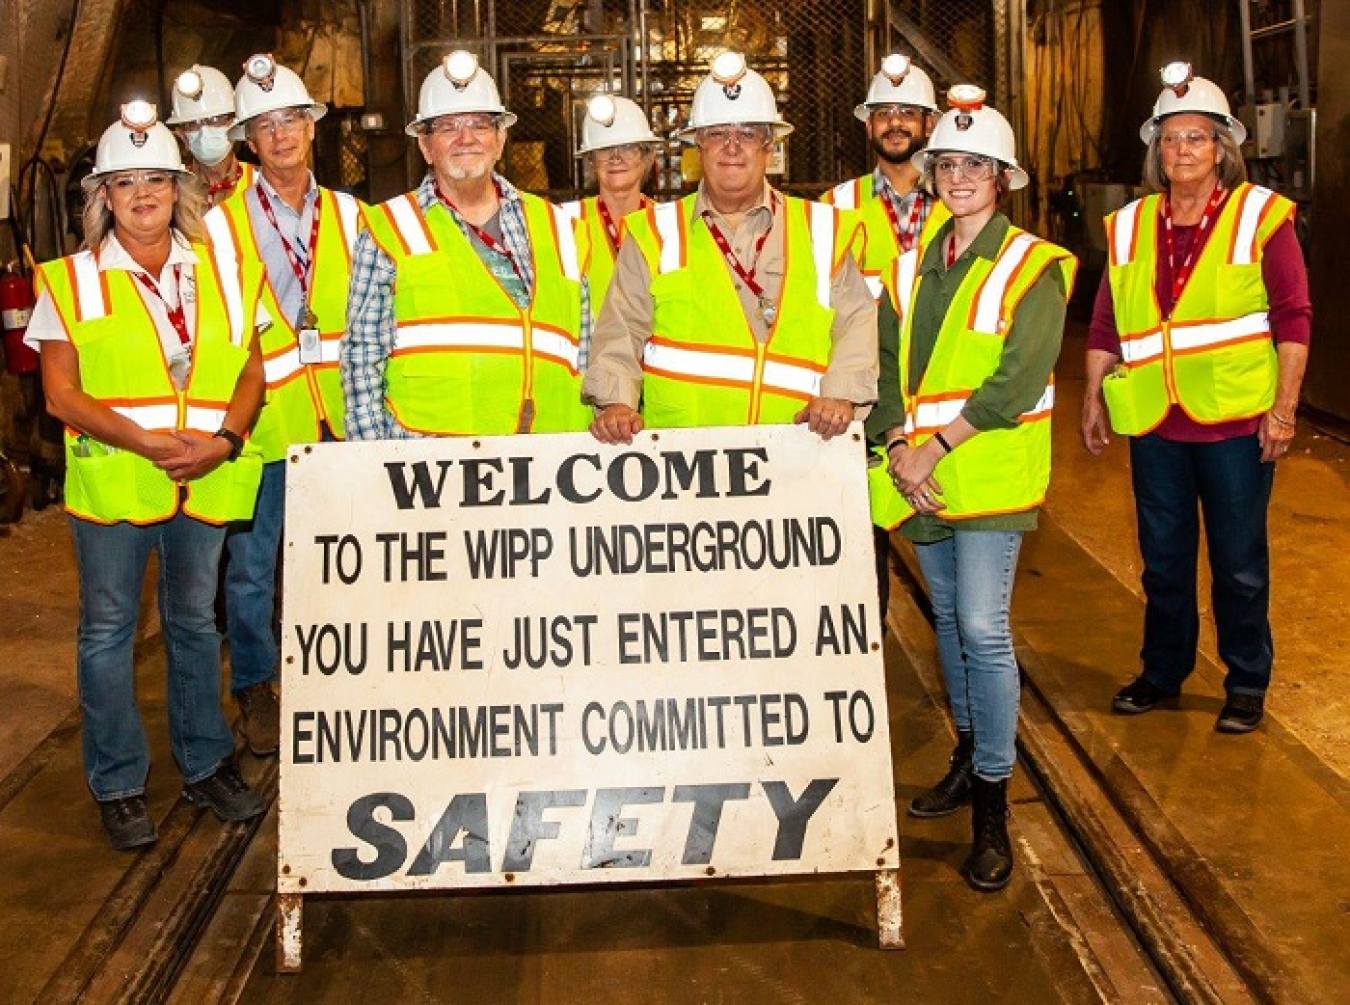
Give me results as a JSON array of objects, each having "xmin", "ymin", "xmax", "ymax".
[{"xmin": 342, "ymin": 172, "xmax": 592, "ymax": 440}]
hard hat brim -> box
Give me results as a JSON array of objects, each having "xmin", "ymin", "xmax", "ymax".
[
  {"xmin": 675, "ymin": 121, "xmax": 794, "ymax": 142},
  {"xmin": 1139, "ymin": 111, "xmax": 1247, "ymax": 146},
  {"xmin": 229, "ymin": 103, "xmax": 328, "ymax": 142},
  {"xmin": 853, "ymin": 101, "xmax": 937, "ymax": 122},
  {"xmin": 80, "ymin": 166, "xmax": 191, "ymax": 192},
  {"xmin": 911, "ymin": 149, "xmax": 1030, "ymax": 190},
  {"xmin": 576, "ymin": 137, "xmax": 660, "ymax": 157},
  {"xmin": 404, "ymin": 110, "xmax": 517, "ymax": 137}
]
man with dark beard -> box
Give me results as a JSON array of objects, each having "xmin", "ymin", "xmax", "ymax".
[{"xmin": 823, "ymin": 55, "xmax": 948, "ymax": 301}]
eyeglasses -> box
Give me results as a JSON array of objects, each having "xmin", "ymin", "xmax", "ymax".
[
  {"xmin": 182, "ymin": 114, "xmax": 234, "ymax": 133},
  {"xmin": 596, "ymin": 143, "xmax": 648, "ymax": 163},
  {"xmin": 1159, "ymin": 130, "xmax": 1217, "ymax": 149},
  {"xmin": 697, "ymin": 125, "xmax": 773, "ymax": 150},
  {"xmin": 105, "ymin": 171, "xmax": 175, "ymax": 194},
  {"xmin": 870, "ymin": 104, "xmax": 926, "ymax": 124},
  {"xmin": 424, "ymin": 114, "xmax": 500, "ymax": 137},
  {"xmin": 933, "ymin": 155, "xmax": 997, "ymax": 181},
  {"xmin": 250, "ymin": 110, "xmax": 310, "ymax": 137}
]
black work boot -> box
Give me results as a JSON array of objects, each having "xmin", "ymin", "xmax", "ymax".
[
  {"xmin": 908, "ymin": 730, "xmax": 974, "ymax": 818},
  {"xmin": 964, "ymin": 776, "xmax": 1013, "ymax": 892}
]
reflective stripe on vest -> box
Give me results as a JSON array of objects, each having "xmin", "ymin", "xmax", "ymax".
[
  {"xmin": 393, "ymin": 319, "xmax": 580, "ymax": 372},
  {"xmin": 643, "ymin": 337, "xmax": 824, "ymax": 400},
  {"xmin": 1120, "ymin": 312, "xmax": 1271, "ymax": 365},
  {"xmin": 1109, "ymin": 185, "xmax": 1279, "ymax": 271},
  {"xmin": 111, "ymin": 402, "xmax": 180, "ymax": 429},
  {"xmin": 904, "ymin": 383, "xmax": 1056, "ymax": 437},
  {"xmin": 970, "ymin": 232, "xmax": 1040, "ymax": 333},
  {"xmin": 825, "ymin": 179, "xmax": 862, "ymax": 211}
]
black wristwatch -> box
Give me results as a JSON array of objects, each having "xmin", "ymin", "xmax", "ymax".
[{"xmin": 214, "ymin": 427, "xmax": 245, "ymax": 462}]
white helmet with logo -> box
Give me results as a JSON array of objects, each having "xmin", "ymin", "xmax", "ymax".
[
  {"xmin": 406, "ymin": 51, "xmax": 517, "ymax": 136},
  {"xmin": 576, "ymin": 95, "xmax": 660, "ymax": 156},
  {"xmin": 166, "ymin": 65, "xmax": 236, "ymax": 125},
  {"xmin": 911, "ymin": 86, "xmax": 1029, "ymax": 190},
  {"xmin": 854, "ymin": 54, "xmax": 938, "ymax": 120},
  {"xmin": 1140, "ymin": 62, "xmax": 1246, "ymax": 144},
  {"xmin": 229, "ymin": 54, "xmax": 327, "ymax": 140},
  {"xmin": 83, "ymin": 101, "xmax": 186, "ymax": 189},
  {"xmin": 676, "ymin": 52, "xmax": 793, "ymax": 141}
]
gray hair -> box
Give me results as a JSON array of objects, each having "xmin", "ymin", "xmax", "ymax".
[
  {"xmin": 80, "ymin": 172, "xmax": 208, "ymax": 252},
  {"xmin": 1142, "ymin": 120, "xmax": 1248, "ymax": 193}
]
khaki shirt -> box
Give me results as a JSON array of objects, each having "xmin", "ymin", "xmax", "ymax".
[{"xmin": 581, "ymin": 181, "xmax": 878, "ymax": 413}]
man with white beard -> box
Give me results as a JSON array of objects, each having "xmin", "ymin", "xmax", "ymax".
[{"xmin": 342, "ymin": 51, "xmax": 593, "ymax": 439}]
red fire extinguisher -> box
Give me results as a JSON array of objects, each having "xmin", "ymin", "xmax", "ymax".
[{"xmin": 1, "ymin": 267, "xmax": 40, "ymax": 376}]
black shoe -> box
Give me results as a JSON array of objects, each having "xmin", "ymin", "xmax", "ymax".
[
  {"xmin": 98, "ymin": 795, "xmax": 158, "ymax": 850},
  {"xmin": 1111, "ymin": 676, "xmax": 1178, "ymax": 715},
  {"xmin": 183, "ymin": 763, "xmax": 266, "ymax": 822},
  {"xmin": 1216, "ymin": 693, "xmax": 1264, "ymax": 734},
  {"xmin": 964, "ymin": 776, "xmax": 1013, "ymax": 892},
  {"xmin": 909, "ymin": 731, "xmax": 974, "ymax": 818}
]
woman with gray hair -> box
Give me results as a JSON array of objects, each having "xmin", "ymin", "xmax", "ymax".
[
  {"xmin": 1082, "ymin": 64, "xmax": 1311, "ymax": 734},
  {"xmin": 23, "ymin": 101, "xmax": 268, "ymax": 849}
]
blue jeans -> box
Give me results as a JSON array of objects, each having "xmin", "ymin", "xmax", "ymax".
[
  {"xmin": 913, "ymin": 531, "xmax": 1024, "ymax": 781},
  {"xmin": 1131, "ymin": 433, "xmax": 1274, "ymax": 697},
  {"xmin": 224, "ymin": 459, "xmax": 285, "ymax": 693},
  {"xmin": 70, "ymin": 512, "xmax": 235, "ymax": 800}
]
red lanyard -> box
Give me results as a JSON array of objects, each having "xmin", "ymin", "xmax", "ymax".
[
  {"xmin": 130, "ymin": 266, "xmax": 190, "ymax": 347},
  {"xmin": 596, "ymin": 195, "xmax": 648, "ymax": 255},
  {"xmin": 700, "ymin": 193, "xmax": 778, "ymax": 300},
  {"xmin": 944, "ymin": 234, "xmax": 958, "ymax": 270},
  {"xmin": 1163, "ymin": 185, "xmax": 1226, "ymax": 308},
  {"xmin": 257, "ymin": 184, "xmax": 322, "ymax": 302},
  {"xmin": 206, "ymin": 163, "xmax": 243, "ymax": 205},
  {"xmin": 881, "ymin": 185, "xmax": 926, "ymax": 253},
  {"xmin": 435, "ymin": 180, "xmax": 527, "ymax": 287}
]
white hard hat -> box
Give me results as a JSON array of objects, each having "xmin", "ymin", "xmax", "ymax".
[
  {"xmin": 911, "ymin": 86, "xmax": 1029, "ymax": 190},
  {"xmin": 83, "ymin": 102, "xmax": 187, "ymax": 189},
  {"xmin": 576, "ymin": 95, "xmax": 659, "ymax": 156},
  {"xmin": 854, "ymin": 54, "xmax": 938, "ymax": 120},
  {"xmin": 406, "ymin": 51, "xmax": 517, "ymax": 136},
  {"xmin": 229, "ymin": 54, "xmax": 327, "ymax": 140},
  {"xmin": 166, "ymin": 65, "xmax": 236, "ymax": 125},
  {"xmin": 1140, "ymin": 63, "xmax": 1246, "ymax": 144},
  {"xmin": 676, "ymin": 52, "xmax": 793, "ymax": 141}
]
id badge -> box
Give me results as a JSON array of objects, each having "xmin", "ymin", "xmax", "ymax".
[{"xmin": 298, "ymin": 327, "xmax": 321, "ymax": 365}]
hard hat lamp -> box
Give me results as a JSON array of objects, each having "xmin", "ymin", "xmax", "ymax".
[
  {"xmin": 710, "ymin": 51, "xmax": 748, "ymax": 87},
  {"xmin": 881, "ymin": 54, "xmax": 912, "ymax": 86},
  {"xmin": 1160, "ymin": 61, "xmax": 1193, "ymax": 96},
  {"xmin": 175, "ymin": 69, "xmax": 204, "ymax": 102},
  {"xmin": 445, "ymin": 51, "xmax": 479, "ymax": 88},
  {"xmin": 244, "ymin": 53, "xmax": 277, "ymax": 87},
  {"xmin": 120, "ymin": 100, "xmax": 158, "ymax": 131},
  {"xmin": 947, "ymin": 85, "xmax": 986, "ymax": 112},
  {"xmin": 588, "ymin": 94, "xmax": 617, "ymax": 128}
]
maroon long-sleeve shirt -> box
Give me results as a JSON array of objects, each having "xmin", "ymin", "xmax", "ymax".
[{"xmin": 1088, "ymin": 206, "xmax": 1311, "ymax": 442}]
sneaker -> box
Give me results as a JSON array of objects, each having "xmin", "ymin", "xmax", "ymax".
[
  {"xmin": 98, "ymin": 795, "xmax": 158, "ymax": 850},
  {"xmin": 1216, "ymin": 693, "xmax": 1264, "ymax": 734},
  {"xmin": 183, "ymin": 763, "xmax": 266, "ymax": 822},
  {"xmin": 1111, "ymin": 676, "xmax": 1178, "ymax": 715},
  {"xmin": 235, "ymin": 681, "xmax": 280, "ymax": 756}
]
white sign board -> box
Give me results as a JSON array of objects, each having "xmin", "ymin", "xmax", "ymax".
[{"xmin": 278, "ymin": 426, "xmax": 900, "ymax": 896}]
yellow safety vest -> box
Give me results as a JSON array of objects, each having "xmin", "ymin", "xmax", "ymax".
[
  {"xmin": 560, "ymin": 196, "xmax": 640, "ymax": 318},
  {"xmin": 35, "ymin": 244, "xmax": 264, "ymax": 525},
  {"xmin": 869, "ymin": 227, "xmax": 1077, "ymax": 529},
  {"xmin": 361, "ymin": 190, "xmax": 592, "ymax": 435},
  {"xmin": 623, "ymin": 193, "xmax": 862, "ymax": 427},
  {"xmin": 1101, "ymin": 183, "xmax": 1293, "ymax": 435},
  {"xmin": 822, "ymin": 176, "xmax": 950, "ymax": 301},
  {"xmin": 206, "ymin": 185, "xmax": 364, "ymax": 461}
]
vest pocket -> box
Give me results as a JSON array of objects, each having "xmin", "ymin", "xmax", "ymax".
[
  {"xmin": 66, "ymin": 449, "xmax": 142, "ymax": 520},
  {"xmin": 1201, "ymin": 342, "xmax": 1277, "ymax": 418}
]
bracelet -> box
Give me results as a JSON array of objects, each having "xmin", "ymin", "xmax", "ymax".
[
  {"xmin": 884, "ymin": 438, "xmax": 908, "ymax": 454},
  {"xmin": 1268, "ymin": 411, "xmax": 1297, "ymax": 428},
  {"xmin": 933, "ymin": 431, "xmax": 954, "ymax": 454},
  {"xmin": 214, "ymin": 427, "xmax": 244, "ymax": 462}
]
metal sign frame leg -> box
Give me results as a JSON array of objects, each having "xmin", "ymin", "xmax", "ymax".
[
  {"xmin": 277, "ymin": 892, "xmax": 305, "ymax": 972},
  {"xmin": 875, "ymin": 868, "xmax": 904, "ymax": 949}
]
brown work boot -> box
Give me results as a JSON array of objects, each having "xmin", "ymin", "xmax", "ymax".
[{"xmin": 235, "ymin": 681, "xmax": 280, "ymax": 756}]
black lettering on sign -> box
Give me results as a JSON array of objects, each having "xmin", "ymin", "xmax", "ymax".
[
  {"xmin": 294, "ymin": 622, "xmax": 368, "ymax": 676},
  {"xmin": 501, "ymin": 614, "xmax": 598, "ymax": 669},
  {"xmin": 582, "ymin": 787, "xmax": 664, "ymax": 868},
  {"xmin": 815, "ymin": 603, "xmax": 870, "ymax": 655},
  {"xmin": 332, "ymin": 792, "xmax": 414, "ymax": 880},
  {"xmin": 315, "ymin": 534, "xmax": 363, "ymax": 584},
  {"xmin": 502, "ymin": 790, "xmax": 587, "ymax": 872},
  {"xmin": 375, "ymin": 531, "xmax": 448, "ymax": 582},
  {"xmin": 384, "ymin": 460, "xmax": 454, "ymax": 509},
  {"xmin": 762, "ymin": 778, "xmax": 839, "ymax": 860},
  {"xmin": 671, "ymin": 783, "xmax": 751, "ymax": 864},
  {"xmin": 463, "ymin": 527, "xmax": 554, "ymax": 579},
  {"xmin": 407, "ymin": 793, "xmax": 492, "ymax": 875}
]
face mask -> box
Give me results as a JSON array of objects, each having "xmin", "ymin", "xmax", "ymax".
[{"xmin": 187, "ymin": 125, "xmax": 233, "ymax": 166}]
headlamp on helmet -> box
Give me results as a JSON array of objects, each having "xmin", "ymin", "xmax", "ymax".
[
  {"xmin": 947, "ymin": 85, "xmax": 987, "ymax": 113},
  {"xmin": 1160, "ymin": 61, "xmax": 1193, "ymax": 97},
  {"xmin": 244, "ymin": 53, "xmax": 277, "ymax": 90},
  {"xmin": 174, "ymin": 70, "xmax": 204, "ymax": 102},
  {"xmin": 588, "ymin": 94, "xmax": 617, "ymax": 128},
  {"xmin": 710, "ymin": 51, "xmax": 748, "ymax": 92},
  {"xmin": 881, "ymin": 54, "xmax": 912, "ymax": 86},
  {"xmin": 444, "ymin": 51, "xmax": 480, "ymax": 89}
]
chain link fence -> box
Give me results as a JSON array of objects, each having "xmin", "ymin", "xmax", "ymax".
[{"xmin": 399, "ymin": 0, "xmax": 1008, "ymax": 199}]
